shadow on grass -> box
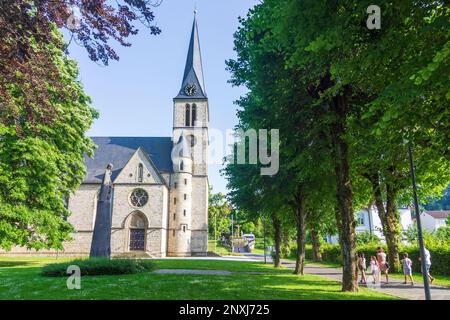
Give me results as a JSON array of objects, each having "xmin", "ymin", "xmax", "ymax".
[
  {"xmin": 0, "ymin": 258, "xmax": 398, "ymax": 300},
  {"xmin": 0, "ymin": 261, "xmax": 33, "ymax": 268}
]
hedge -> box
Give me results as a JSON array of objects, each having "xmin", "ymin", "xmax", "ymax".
[
  {"xmin": 291, "ymin": 243, "xmax": 450, "ymax": 275},
  {"xmin": 42, "ymin": 258, "xmax": 155, "ymax": 277}
]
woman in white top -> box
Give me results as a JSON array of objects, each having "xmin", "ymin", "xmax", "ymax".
[{"xmin": 370, "ymin": 256, "xmax": 379, "ymax": 284}]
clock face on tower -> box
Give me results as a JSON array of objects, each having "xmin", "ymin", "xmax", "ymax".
[{"xmin": 185, "ymin": 83, "xmax": 197, "ymax": 96}]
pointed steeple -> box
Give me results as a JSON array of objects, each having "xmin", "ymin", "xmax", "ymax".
[{"xmin": 175, "ymin": 11, "xmax": 207, "ymax": 99}]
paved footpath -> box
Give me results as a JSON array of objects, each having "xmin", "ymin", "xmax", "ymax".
[{"xmin": 244, "ymin": 254, "xmax": 450, "ymax": 300}]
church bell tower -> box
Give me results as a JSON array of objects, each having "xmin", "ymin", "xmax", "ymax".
[{"xmin": 168, "ymin": 11, "xmax": 209, "ymax": 256}]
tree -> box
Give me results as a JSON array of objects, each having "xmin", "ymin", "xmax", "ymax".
[
  {"xmin": 208, "ymin": 190, "xmax": 231, "ymax": 240},
  {"xmin": 0, "ymin": 30, "xmax": 98, "ymax": 250},
  {"xmin": 0, "ymin": 0, "xmax": 161, "ymax": 129},
  {"xmin": 425, "ymin": 184, "xmax": 450, "ymax": 210},
  {"xmin": 225, "ymin": 0, "xmax": 449, "ymax": 291}
]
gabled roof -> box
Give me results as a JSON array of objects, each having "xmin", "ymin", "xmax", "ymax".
[
  {"xmin": 84, "ymin": 137, "xmax": 173, "ymax": 183},
  {"xmin": 175, "ymin": 12, "xmax": 207, "ymax": 99},
  {"xmin": 425, "ymin": 210, "xmax": 450, "ymax": 219}
]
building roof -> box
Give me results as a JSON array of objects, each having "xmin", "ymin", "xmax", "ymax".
[
  {"xmin": 425, "ymin": 210, "xmax": 450, "ymax": 219},
  {"xmin": 175, "ymin": 12, "xmax": 207, "ymax": 99},
  {"xmin": 84, "ymin": 137, "xmax": 173, "ymax": 183}
]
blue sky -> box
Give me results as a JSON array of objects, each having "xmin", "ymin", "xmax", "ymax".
[{"xmin": 65, "ymin": 0, "xmax": 258, "ymax": 194}]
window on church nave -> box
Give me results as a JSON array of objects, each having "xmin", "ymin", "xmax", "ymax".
[{"xmin": 138, "ymin": 163, "xmax": 144, "ymax": 183}]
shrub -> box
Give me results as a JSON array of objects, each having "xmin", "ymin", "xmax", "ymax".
[
  {"xmin": 302, "ymin": 243, "xmax": 450, "ymax": 275},
  {"xmin": 356, "ymin": 231, "xmax": 380, "ymax": 245},
  {"xmin": 42, "ymin": 258, "xmax": 155, "ymax": 277}
]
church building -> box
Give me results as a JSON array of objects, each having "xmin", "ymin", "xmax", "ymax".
[
  {"xmin": 64, "ymin": 13, "xmax": 210, "ymax": 257},
  {"xmin": 0, "ymin": 14, "xmax": 210, "ymax": 257}
]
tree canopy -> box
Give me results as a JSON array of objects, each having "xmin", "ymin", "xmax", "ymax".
[
  {"xmin": 0, "ymin": 30, "xmax": 97, "ymax": 250},
  {"xmin": 224, "ymin": 0, "xmax": 449, "ymax": 291}
]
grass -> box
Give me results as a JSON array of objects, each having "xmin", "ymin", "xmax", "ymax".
[
  {"xmin": 388, "ymin": 272, "xmax": 450, "ymax": 287},
  {"xmin": 0, "ymin": 257, "xmax": 398, "ymax": 300},
  {"xmin": 207, "ymin": 240, "xmax": 232, "ymax": 255}
]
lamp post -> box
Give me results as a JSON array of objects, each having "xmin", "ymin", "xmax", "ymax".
[
  {"xmin": 408, "ymin": 143, "xmax": 431, "ymax": 300},
  {"xmin": 231, "ymin": 213, "xmax": 234, "ymax": 253},
  {"xmin": 214, "ymin": 210, "xmax": 217, "ymax": 253},
  {"xmin": 263, "ymin": 216, "xmax": 267, "ymax": 264}
]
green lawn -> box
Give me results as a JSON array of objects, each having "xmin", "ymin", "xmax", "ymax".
[
  {"xmin": 207, "ymin": 240, "xmax": 233, "ymax": 255},
  {"xmin": 0, "ymin": 257, "xmax": 398, "ymax": 300},
  {"xmin": 388, "ymin": 272, "xmax": 450, "ymax": 287}
]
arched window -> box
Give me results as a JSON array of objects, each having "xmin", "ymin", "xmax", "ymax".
[
  {"xmin": 185, "ymin": 104, "xmax": 191, "ymax": 126},
  {"xmin": 128, "ymin": 212, "xmax": 147, "ymax": 251},
  {"xmin": 180, "ymin": 160, "xmax": 184, "ymax": 171},
  {"xmin": 192, "ymin": 104, "xmax": 197, "ymax": 126},
  {"xmin": 130, "ymin": 213, "xmax": 146, "ymax": 229},
  {"xmin": 138, "ymin": 163, "xmax": 143, "ymax": 183}
]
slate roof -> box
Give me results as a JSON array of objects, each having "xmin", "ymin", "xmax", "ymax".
[
  {"xmin": 84, "ymin": 137, "xmax": 173, "ymax": 183},
  {"xmin": 175, "ymin": 13, "xmax": 207, "ymax": 100}
]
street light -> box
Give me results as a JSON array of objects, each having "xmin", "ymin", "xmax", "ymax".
[
  {"xmin": 231, "ymin": 213, "xmax": 234, "ymax": 253},
  {"xmin": 408, "ymin": 143, "xmax": 431, "ymax": 300},
  {"xmin": 214, "ymin": 210, "xmax": 217, "ymax": 253},
  {"xmin": 263, "ymin": 216, "xmax": 267, "ymax": 264}
]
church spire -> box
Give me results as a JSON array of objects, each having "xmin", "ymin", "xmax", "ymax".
[{"xmin": 175, "ymin": 11, "xmax": 207, "ymax": 99}]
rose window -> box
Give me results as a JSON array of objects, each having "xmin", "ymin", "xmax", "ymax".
[{"xmin": 130, "ymin": 189, "xmax": 148, "ymax": 207}]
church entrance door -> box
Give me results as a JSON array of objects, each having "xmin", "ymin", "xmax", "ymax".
[{"xmin": 129, "ymin": 229, "xmax": 145, "ymax": 251}]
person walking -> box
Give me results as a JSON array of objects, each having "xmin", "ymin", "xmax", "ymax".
[
  {"xmin": 401, "ymin": 253, "xmax": 414, "ymax": 285},
  {"xmin": 370, "ymin": 256, "xmax": 379, "ymax": 284},
  {"xmin": 376, "ymin": 247, "xmax": 389, "ymax": 284},
  {"xmin": 419, "ymin": 247, "xmax": 435, "ymax": 284},
  {"xmin": 358, "ymin": 252, "xmax": 367, "ymax": 284}
]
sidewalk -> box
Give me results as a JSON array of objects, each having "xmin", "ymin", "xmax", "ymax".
[{"xmin": 244, "ymin": 253, "xmax": 450, "ymax": 300}]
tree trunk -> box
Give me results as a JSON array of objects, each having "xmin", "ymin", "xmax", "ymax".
[
  {"xmin": 281, "ymin": 227, "xmax": 290, "ymax": 259},
  {"xmin": 385, "ymin": 183, "xmax": 401, "ymax": 272},
  {"xmin": 293, "ymin": 196, "xmax": 307, "ymax": 275},
  {"xmin": 369, "ymin": 173, "xmax": 401, "ymax": 272},
  {"xmin": 311, "ymin": 228, "xmax": 322, "ymax": 262},
  {"xmin": 272, "ymin": 216, "xmax": 282, "ymax": 268},
  {"xmin": 329, "ymin": 92, "xmax": 358, "ymax": 292}
]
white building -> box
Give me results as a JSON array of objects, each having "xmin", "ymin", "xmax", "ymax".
[
  {"xmin": 326, "ymin": 206, "xmax": 413, "ymax": 244},
  {"xmin": 420, "ymin": 210, "xmax": 450, "ymax": 232}
]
